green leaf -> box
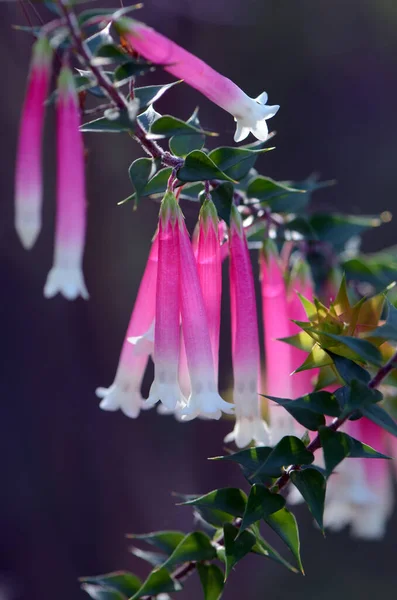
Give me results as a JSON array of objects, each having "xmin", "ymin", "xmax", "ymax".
[
  {"xmin": 181, "ymin": 488, "xmax": 247, "ymax": 518},
  {"xmin": 367, "ymin": 299, "xmax": 397, "ymax": 341},
  {"xmin": 240, "ymin": 485, "xmax": 285, "ymax": 533},
  {"xmin": 129, "ymin": 546, "xmax": 166, "ymax": 567},
  {"xmin": 80, "ymin": 109, "xmax": 134, "ymax": 133},
  {"xmin": 137, "ymin": 104, "xmax": 161, "ymax": 132},
  {"xmin": 114, "ymin": 60, "xmax": 154, "ymax": 83},
  {"xmin": 126, "ymin": 531, "xmax": 185, "ymax": 555},
  {"xmin": 162, "ymin": 532, "xmax": 216, "ymax": 570},
  {"xmin": 290, "ymin": 468, "xmax": 326, "ymax": 531},
  {"xmin": 178, "ymin": 182, "xmax": 205, "ymax": 201},
  {"xmin": 250, "ymin": 527, "xmax": 299, "ymax": 573},
  {"xmin": 130, "ymin": 567, "xmax": 181, "ymax": 599},
  {"xmin": 307, "ymin": 329, "xmax": 383, "ymax": 366},
  {"xmin": 246, "ymin": 176, "xmax": 304, "ymax": 211},
  {"xmin": 197, "ymin": 564, "xmax": 224, "ymax": 600},
  {"xmin": 362, "ymin": 403, "xmax": 397, "ymax": 437},
  {"xmin": 319, "ymin": 426, "xmax": 390, "ymax": 476},
  {"xmin": 80, "ymin": 572, "xmax": 141, "ymax": 598},
  {"xmin": 255, "ymin": 436, "xmax": 314, "ymax": 477},
  {"xmin": 309, "ymin": 213, "xmax": 382, "ymax": 253},
  {"xmin": 223, "ymin": 523, "xmax": 255, "ymax": 579},
  {"xmin": 211, "ymin": 447, "xmax": 274, "ymax": 486},
  {"xmin": 209, "ymin": 182, "xmax": 234, "ymax": 225},
  {"xmin": 329, "ymin": 353, "xmax": 371, "ymax": 384},
  {"xmin": 177, "ymin": 150, "xmax": 235, "ymax": 183},
  {"xmin": 209, "ymin": 147, "xmax": 272, "ymax": 181},
  {"xmin": 264, "ymin": 508, "xmax": 303, "ymax": 574},
  {"xmin": 268, "ymin": 391, "xmax": 341, "ymax": 417},
  {"xmin": 134, "ymin": 81, "xmax": 183, "ymax": 108},
  {"xmin": 336, "ymin": 380, "xmax": 382, "ymax": 417},
  {"xmin": 94, "ymin": 43, "xmax": 131, "ymax": 64},
  {"xmin": 78, "ymin": 5, "xmax": 143, "ymax": 26},
  {"xmin": 150, "ymin": 115, "xmax": 213, "ymax": 138},
  {"xmin": 85, "ymin": 27, "xmax": 113, "ymax": 55},
  {"xmin": 128, "ymin": 158, "xmax": 155, "ymax": 204},
  {"xmin": 81, "ymin": 584, "xmax": 125, "ymax": 600},
  {"xmin": 169, "ymin": 108, "xmax": 205, "ymax": 156}
]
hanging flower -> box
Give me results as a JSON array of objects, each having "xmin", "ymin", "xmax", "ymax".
[
  {"xmin": 225, "ymin": 206, "xmax": 269, "ymax": 447},
  {"xmin": 15, "ymin": 36, "xmax": 53, "ymax": 249},
  {"xmin": 145, "ymin": 192, "xmax": 184, "ymax": 411},
  {"xmin": 178, "ymin": 201, "xmax": 233, "ymax": 420},
  {"xmin": 260, "ymin": 240, "xmax": 296, "ymax": 443},
  {"xmin": 96, "ymin": 234, "xmax": 158, "ymax": 418},
  {"xmin": 114, "ymin": 18, "xmax": 279, "ymax": 142},
  {"xmin": 44, "ymin": 64, "xmax": 88, "ymax": 300},
  {"xmin": 287, "ymin": 258, "xmax": 316, "ymax": 397},
  {"xmin": 323, "ymin": 418, "xmax": 394, "ymax": 539}
]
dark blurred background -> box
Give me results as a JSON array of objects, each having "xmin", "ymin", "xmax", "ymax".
[{"xmin": 1, "ymin": 1, "xmax": 397, "ymax": 599}]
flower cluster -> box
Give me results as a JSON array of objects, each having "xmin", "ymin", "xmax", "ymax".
[{"xmin": 15, "ymin": 42, "xmax": 88, "ymax": 299}]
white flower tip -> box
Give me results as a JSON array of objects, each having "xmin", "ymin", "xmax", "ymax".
[
  {"xmin": 128, "ymin": 322, "xmax": 155, "ymax": 356},
  {"xmin": 15, "ymin": 214, "xmax": 41, "ymax": 250},
  {"xmin": 180, "ymin": 391, "xmax": 233, "ymax": 421},
  {"xmin": 147, "ymin": 380, "xmax": 184, "ymax": 411},
  {"xmin": 44, "ymin": 266, "xmax": 89, "ymax": 300},
  {"xmin": 224, "ymin": 417, "xmax": 269, "ymax": 448},
  {"xmin": 96, "ymin": 383, "xmax": 142, "ymax": 419},
  {"xmin": 234, "ymin": 94, "xmax": 280, "ymax": 143}
]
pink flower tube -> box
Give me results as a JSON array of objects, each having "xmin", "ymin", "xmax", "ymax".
[
  {"xmin": 44, "ymin": 65, "xmax": 88, "ymax": 300},
  {"xmin": 146, "ymin": 192, "xmax": 183, "ymax": 411},
  {"xmin": 197, "ymin": 199, "xmax": 222, "ymax": 380},
  {"xmin": 225, "ymin": 207, "xmax": 269, "ymax": 447},
  {"xmin": 260, "ymin": 241, "xmax": 296, "ymax": 443},
  {"xmin": 15, "ymin": 36, "xmax": 53, "ymax": 249},
  {"xmin": 115, "ymin": 18, "xmax": 279, "ymax": 142},
  {"xmin": 287, "ymin": 259, "xmax": 316, "ymax": 397},
  {"xmin": 95, "ymin": 234, "xmax": 158, "ymax": 418},
  {"xmin": 324, "ymin": 418, "xmax": 393, "ymax": 539},
  {"xmin": 177, "ymin": 206, "xmax": 232, "ymax": 420}
]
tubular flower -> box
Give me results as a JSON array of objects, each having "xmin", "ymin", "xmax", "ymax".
[
  {"xmin": 324, "ymin": 418, "xmax": 394, "ymax": 539},
  {"xmin": 225, "ymin": 206, "xmax": 269, "ymax": 447},
  {"xmin": 146, "ymin": 192, "xmax": 183, "ymax": 411},
  {"xmin": 178, "ymin": 204, "xmax": 233, "ymax": 420},
  {"xmin": 260, "ymin": 241, "xmax": 296, "ymax": 444},
  {"xmin": 287, "ymin": 258, "xmax": 316, "ymax": 397},
  {"xmin": 44, "ymin": 65, "xmax": 88, "ymax": 300},
  {"xmin": 196, "ymin": 199, "xmax": 222, "ymax": 380},
  {"xmin": 115, "ymin": 18, "xmax": 279, "ymax": 142},
  {"xmin": 95, "ymin": 234, "xmax": 158, "ymax": 418},
  {"xmin": 15, "ymin": 36, "xmax": 53, "ymax": 249}
]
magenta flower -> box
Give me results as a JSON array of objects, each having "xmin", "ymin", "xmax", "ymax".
[
  {"xmin": 287, "ymin": 259, "xmax": 316, "ymax": 397},
  {"xmin": 225, "ymin": 207, "xmax": 269, "ymax": 447},
  {"xmin": 178, "ymin": 203, "xmax": 233, "ymax": 420},
  {"xmin": 44, "ymin": 65, "xmax": 88, "ymax": 300},
  {"xmin": 196, "ymin": 199, "xmax": 222, "ymax": 380},
  {"xmin": 95, "ymin": 234, "xmax": 158, "ymax": 418},
  {"xmin": 324, "ymin": 418, "xmax": 393, "ymax": 539},
  {"xmin": 115, "ymin": 18, "xmax": 279, "ymax": 142},
  {"xmin": 15, "ymin": 36, "xmax": 53, "ymax": 249},
  {"xmin": 146, "ymin": 192, "xmax": 184, "ymax": 411},
  {"xmin": 260, "ymin": 241, "xmax": 297, "ymax": 443}
]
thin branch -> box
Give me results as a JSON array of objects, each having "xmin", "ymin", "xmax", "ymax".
[{"xmin": 58, "ymin": 1, "xmax": 183, "ymax": 168}]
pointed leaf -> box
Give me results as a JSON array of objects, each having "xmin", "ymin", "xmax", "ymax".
[
  {"xmin": 150, "ymin": 115, "xmax": 214, "ymax": 138},
  {"xmin": 80, "ymin": 110, "xmax": 134, "ymax": 133},
  {"xmin": 265, "ymin": 508, "xmax": 303, "ymax": 573},
  {"xmin": 290, "ymin": 468, "xmax": 326, "ymax": 531},
  {"xmin": 255, "ymin": 436, "xmax": 314, "ymax": 477},
  {"xmin": 181, "ymin": 488, "xmax": 247, "ymax": 518},
  {"xmin": 80, "ymin": 573, "xmax": 141, "ymax": 598},
  {"xmin": 329, "ymin": 352, "xmax": 371, "ymax": 384},
  {"xmin": 337, "ymin": 379, "xmax": 382, "ymax": 417},
  {"xmin": 362, "ymin": 403, "xmax": 397, "ymax": 437},
  {"xmin": 239, "ymin": 485, "xmax": 285, "ymax": 534},
  {"xmin": 177, "ymin": 150, "xmax": 235, "ymax": 183},
  {"xmin": 249, "ymin": 525, "xmax": 299, "ymax": 573},
  {"xmin": 162, "ymin": 532, "xmax": 216, "ymax": 570},
  {"xmin": 134, "ymin": 81, "xmax": 183, "ymax": 108},
  {"xmin": 265, "ymin": 395, "xmax": 325, "ymax": 431},
  {"xmin": 307, "ymin": 329, "xmax": 383, "ymax": 366},
  {"xmin": 81, "ymin": 584, "xmax": 125, "ymax": 600},
  {"xmin": 169, "ymin": 108, "xmax": 205, "ymax": 156},
  {"xmin": 223, "ymin": 523, "xmax": 255, "ymax": 579},
  {"xmin": 130, "ymin": 567, "xmax": 181, "ymax": 599},
  {"xmin": 126, "ymin": 531, "xmax": 185, "ymax": 555},
  {"xmin": 128, "ymin": 158, "xmax": 154, "ymax": 204},
  {"xmin": 209, "ymin": 147, "xmax": 271, "ymax": 181},
  {"xmin": 209, "ymin": 182, "xmax": 234, "ymax": 225},
  {"xmin": 128, "ymin": 547, "xmax": 165, "ymax": 567},
  {"xmin": 367, "ymin": 299, "xmax": 397, "ymax": 341},
  {"xmin": 197, "ymin": 564, "xmax": 224, "ymax": 600},
  {"xmin": 212, "ymin": 447, "xmax": 274, "ymax": 486}
]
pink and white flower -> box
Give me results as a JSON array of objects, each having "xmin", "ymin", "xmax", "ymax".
[
  {"xmin": 44, "ymin": 64, "xmax": 88, "ymax": 300},
  {"xmin": 225, "ymin": 207, "xmax": 269, "ymax": 447},
  {"xmin": 146, "ymin": 192, "xmax": 184, "ymax": 411},
  {"xmin": 178, "ymin": 204, "xmax": 232, "ymax": 420},
  {"xmin": 260, "ymin": 240, "xmax": 296, "ymax": 443},
  {"xmin": 96, "ymin": 234, "xmax": 158, "ymax": 418},
  {"xmin": 324, "ymin": 418, "xmax": 394, "ymax": 539},
  {"xmin": 115, "ymin": 18, "xmax": 279, "ymax": 142},
  {"xmin": 15, "ymin": 36, "xmax": 53, "ymax": 249}
]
